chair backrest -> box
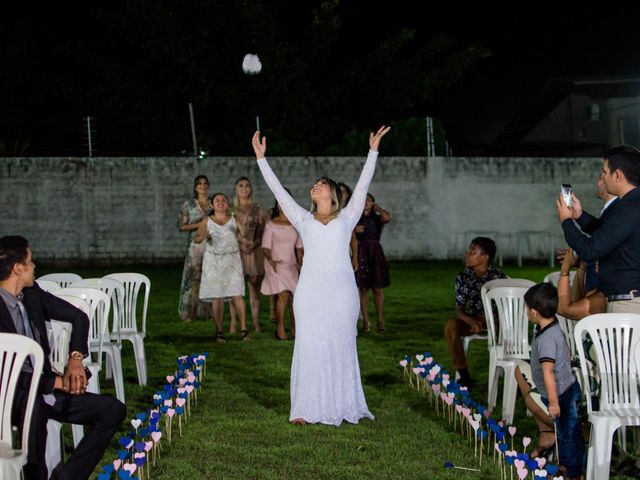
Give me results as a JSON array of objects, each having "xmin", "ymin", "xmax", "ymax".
[
  {"xmin": 481, "ymin": 279, "xmax": 535, "ymax": 348},
  {"xmin": 37, "ymin": 273, "xmax": 82, "ymax": 288},
  {"xmin": 484, "ymin": 286, "xmax": 532, "ymax": 360},
  {"xmin": 36, "ymin": 279, "xmax": 62, "ymax": 293},
  {"xmin": 69, "ymin": 278, "xmax": 125, "ymax": 342},
  {"xmin": 104, "ymin": 273, "xmax": 151, "ymax": 334},
  {"xmin": 574, "ymin": 313, "xmax": 640, "ymax": 414},
  {"xmin": 543, "ymin": 270, "xmax": 576, "ymax": 288},
  {"xmin": 48, "ymin": 297, "xmax": 90, "ymax": 374},
  {"xmin": 557, "ymin": 314, "xmax": 578, "ymax": 358},
  {"xmin": 52, "ymin": 288, "xmax": 111, "ymax": 366},
  {"xmin": 0, "ymin": 333, "xmax": 44, "ymax": 451}
]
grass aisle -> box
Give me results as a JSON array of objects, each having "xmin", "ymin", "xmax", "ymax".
[{"xmin": 45, "ymin": 261, "xmax": 572, "ymax": 479}]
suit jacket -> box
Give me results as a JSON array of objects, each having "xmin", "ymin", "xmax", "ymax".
[{"xmin": 0, "ymin": 282, "xmax": 90, "ymax": 394}]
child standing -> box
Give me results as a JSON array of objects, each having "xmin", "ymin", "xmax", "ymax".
[
  {"xmin": 195, "ymin": 193, "xmax": 250, "ymax": 342},
  {"xmin": 525, "ymin": 282, "xmax": 585, "ymax": 479}
]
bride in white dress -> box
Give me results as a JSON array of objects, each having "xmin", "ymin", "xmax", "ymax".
[{"xmin": 252, "ymin": 126, "xmax": 390, "ymax": 426}]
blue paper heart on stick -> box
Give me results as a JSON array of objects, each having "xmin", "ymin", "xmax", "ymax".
[
  {"xmin": 135, "ymin": 413, "xmax": 147, "ymax": 422},
  {"xmin": 134, "ymin": 457, "xmax": 146, "ymax": 467},
  {"xmin": 527, "ymin": 459, "xmax": 538, "ymax": 470},
  {"xmin": 176, "ymin": 406, "xmax": 185, "ymax": 415},
  {"xmin": 505, "ymin": 455, "xmax": 515, "ymax": 465},
  {"xmin": 98, "ymin": 474, "xmax": 111, "ymax": 480},
  {"xmin": 499, "ymin": 443, "xmax": 508, "ymax": 453},
  {"xmin": 546, "ymin": 465, "xmax": 559, "ymax": 475},
  {"xmin": 139, "ymin": 428, "xmax": 148, "ymax": 438},
  {"xmin": 134, "ymin": 442, "xmax": 146, "ymax": 453},
  {"xmin": 496, "ymin": 431, "xmax": 505, "ymax": 441},
  {"xmin": 118, "ymin": 470, "xmax": 132, "ymax": 480},
  {"xmin": 160, "ymin": 406, "xmax": 169, "ymax": 414},
  {"xmin": 476, "ymin": 430, "xmax": 488, "ymax": 439},
  {"xmin": 119, "ymin": 437, "xmax": 133, "ymax": 449},
  {"xmin": 102, "ymin": 465, "xmax": 115, "ymax": 475},
  {"xmin": 117, "ymin": 449, "xmax": 129, "ymax": 460}
]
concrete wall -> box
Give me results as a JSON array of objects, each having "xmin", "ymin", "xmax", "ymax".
[{"xmin": 0, "ymin": 155, "xmax": 604, "ymax": 265}]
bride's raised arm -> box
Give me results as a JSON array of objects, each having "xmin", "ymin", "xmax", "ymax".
[
  {"xmin": 252, "ymin": 131, "xmax": 309, "ymax": 231},
  {"xmin": 342, "ymin": 126, "xmax": 391, "ymax": 230}
]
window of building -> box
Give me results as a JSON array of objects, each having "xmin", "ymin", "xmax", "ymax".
[{"xmin": 620, "ymin": 118, "xmax": 640, "ymax": 146}]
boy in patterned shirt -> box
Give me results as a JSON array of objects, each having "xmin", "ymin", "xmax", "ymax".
[{"xmin": 443, "ymin": 237, "xmax": 506, "ymax": 387}]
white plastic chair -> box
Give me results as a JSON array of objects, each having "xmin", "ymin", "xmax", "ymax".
[
  {"xmin": 543, "ymin": 270, "xmax": 576, "ymax": 288},
  {"xmin": 37, "ymin": 273, "xmax": 82, "ymax": 288},
  {"xmin": 53, "ymin": 289, "xmax": 111, "ymax": 448},
  {"xmin": 482, "ymin": 279, "xmax": 535, "ymax": 424},
  {"xmin": 575, "ymin": 313, "xmax": 640, "ymax": 480},
  {"xmin": 104, "ymin": 273, "xmax": 150, "ymax": 386},
  {"xmin": 36, "ymin": 279, "xmax": 62, "ymax": 293},
  {"xmin": 0, "ymin": 334, "xmax": 44, "ymax": 479},
  {"xmin": 67, "ymin": 279, "xmax": 126, "ymax": 402},
  {"xmin": 44, "ymin": 298, "xmax": 88, "ymax": 478}
]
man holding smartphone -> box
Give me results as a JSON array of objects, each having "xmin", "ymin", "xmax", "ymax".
[{"xmin": 557, "ymin": 145, "xmax": 640, "ymax": 313}]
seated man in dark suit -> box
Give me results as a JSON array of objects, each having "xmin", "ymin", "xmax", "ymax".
[{"xmin": 0, "ymin": 235, "xmax": 126, "ymax": 480}]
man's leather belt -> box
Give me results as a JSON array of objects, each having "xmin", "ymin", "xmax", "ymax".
[{"xmin": 607, "ymin": 290, "xmax": 639, "ymax": 302}]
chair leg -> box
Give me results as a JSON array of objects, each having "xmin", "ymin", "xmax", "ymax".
[
  {"xmin": 488, "ymin": 364, "xmax": 500, "ymax": 410},
  {"xmin": 45, "ymin": 420, "xmax": 63, "ymax": 478},
  {"xmin": 132, "ymin": 335, "xmax": 147, "ymax": 386},
  {"xmin": 501, "ymin": 365, "xmax": 517, "ymax": 424},
  {"xmin": 104, "ymin": 346, "xmax": 126, "ymax": 403},
  {"xmin": 589, "ymin": 419, "xmax": 618, "ymax": 480}
]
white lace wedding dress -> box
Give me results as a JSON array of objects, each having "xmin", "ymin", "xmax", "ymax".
[{"xmin": 257, "ymin": 151, "xmax": 377, "ymax": 425}]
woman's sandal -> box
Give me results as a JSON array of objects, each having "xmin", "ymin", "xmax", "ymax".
[
  {"xmin": 241, "ymin": 330, "xmax": 251, "ymax": 341},
  {"xmin": 531, "ymin": 430, "xmax": 556, "ymax": 458},
  {"xmin": 215, "ymin": 331, "xmax": 226, "ymax": 343}
]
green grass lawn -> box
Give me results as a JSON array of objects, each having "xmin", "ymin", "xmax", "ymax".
[{"xmin": 39, "ymin": 260, "xmax": 637, "ymax": 479}]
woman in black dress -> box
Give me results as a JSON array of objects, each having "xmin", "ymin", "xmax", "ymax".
[{"xmin": 355, "ymin": 193, "xmax": 391, "ymax": 332}]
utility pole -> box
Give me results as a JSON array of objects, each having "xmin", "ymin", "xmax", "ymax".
[
  {"xmin": 83, "ymin": 116, "xmax": 95, "ymax": 157},
  {"xmin": 189, "ymin": 103, "xmax": 198, "ymax": 158}
]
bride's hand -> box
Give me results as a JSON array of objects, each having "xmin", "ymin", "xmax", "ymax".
[
  {"xmin": 369, "ymin": 125, "xmax": 391, "ymax": 152},
  {"xmin": 252, "ymin": 131, "xmax": 267, "ymax": 160}
]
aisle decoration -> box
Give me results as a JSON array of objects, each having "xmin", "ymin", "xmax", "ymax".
[
  {"xmin": 97, "ymin": 352, "xmax": 209, "ymax": 480},
  {"xmin": 399, "ymin": 353, "xmax": 565, "ymax": 480}
]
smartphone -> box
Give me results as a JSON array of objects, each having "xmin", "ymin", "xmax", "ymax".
[{"xmin": 561, "ymin": 184, "xmax": 573, "ymax": 207}]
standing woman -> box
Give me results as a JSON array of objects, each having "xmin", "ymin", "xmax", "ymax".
[
  {"xmin": 178, "ymin": 175, "xmax": 211, "ymax": 322},
  {"xmin": 252, "ymin": 125, "xmax": 390, "ymax": 426},
  {"xmin": 233, "ymin": 177, "xmax": 265, "ymax": 333},
  {"xmin": 355, "ymin": 193, "xmax": 391, "ymax": 333},
  {"xmin": 261, "ymin": 197, "xmax": 304, "ymax": 340},
  {"xmin": 195, "ymin": 193, "xmax": 250, "ymax": 342}
]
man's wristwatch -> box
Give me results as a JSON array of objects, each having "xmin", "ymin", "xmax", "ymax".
[{"xmin": 69, "ymin": 351, "xmax": 84, "ymax": 361}]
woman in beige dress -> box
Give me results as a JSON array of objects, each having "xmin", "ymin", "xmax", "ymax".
[{"xmin": 177, "ymin": 175, "xmax": 210, "ymax": 322}]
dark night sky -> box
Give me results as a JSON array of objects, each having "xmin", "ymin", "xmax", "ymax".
[{"xmin": 2, "ymin": 3, "xmax": 639, "ymax": 156}]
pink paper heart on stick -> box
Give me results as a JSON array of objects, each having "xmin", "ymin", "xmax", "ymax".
[
  {"xmin": 123, "ymin": 463, "xmax": 137, "ymax": 475},
  {"xmin": 455, "ymin": 405, "xmax": 463, "ymax": 414},
  {"xmin": 166, "ymin": 375, "xmax": 175, "ymax": 383},
  {"xmin": 151, "ymin": 431, "xmax": 162, "ymax": 443},
  {"xmin": 187, "ymin": 373, "xmax": 196, "ymax": 383},
  {"xmin": 176, "ymin": 398, "xmax": 186, "ymax": 407},
  {"xmin": 144, "ymin": 441, "xmax": 153, "ymax": 452},
  {"xmin": 164, "ymin": 399, "xmax": 173, "ymax": 407},
  {"xmin": 522, "ymin": 436, "xmax": 531, "ymax": 448},
  {"xmin": 535, "ymin": 457, "xmax": 547, "ymax": 468},
  {"xmin": 185, "ymin": 385, "xmax": 194, "ymax": 394},
  {"xmin": 514, "ymin": 459, "xmax": 525, "ymax": 470},
  {"xmin": 178, "ymin": 387, "xmax": 186, "ymax": 395},
  {"xmin": 179, "ymin": 378, "xmax": 187, "ymax": 386},
  {"xmin": 113, "ymin": 460, "xmax": 121, "ymax": 471},
  {"xmin": 399, "ymin": 360, "xmax": 408, "ymax": 367},
  {"xmin": 508, "ymin": 426, "xmax": 517, "ymax": 436},
  {"xmin": 412, "ymin": 367, "xmax": 422, "ymax": 375},
  {"xmin": 167, "ymin": 408, "xmax": 176, "ymax": 418},
  {"xmin": 517, "ymin": 467, "xmax": 528, "ymax": 480}
]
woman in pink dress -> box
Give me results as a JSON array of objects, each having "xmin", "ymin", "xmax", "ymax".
[{"xmin": 261, "ymin": 196, "xmax": 304, "ymax": 340}]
